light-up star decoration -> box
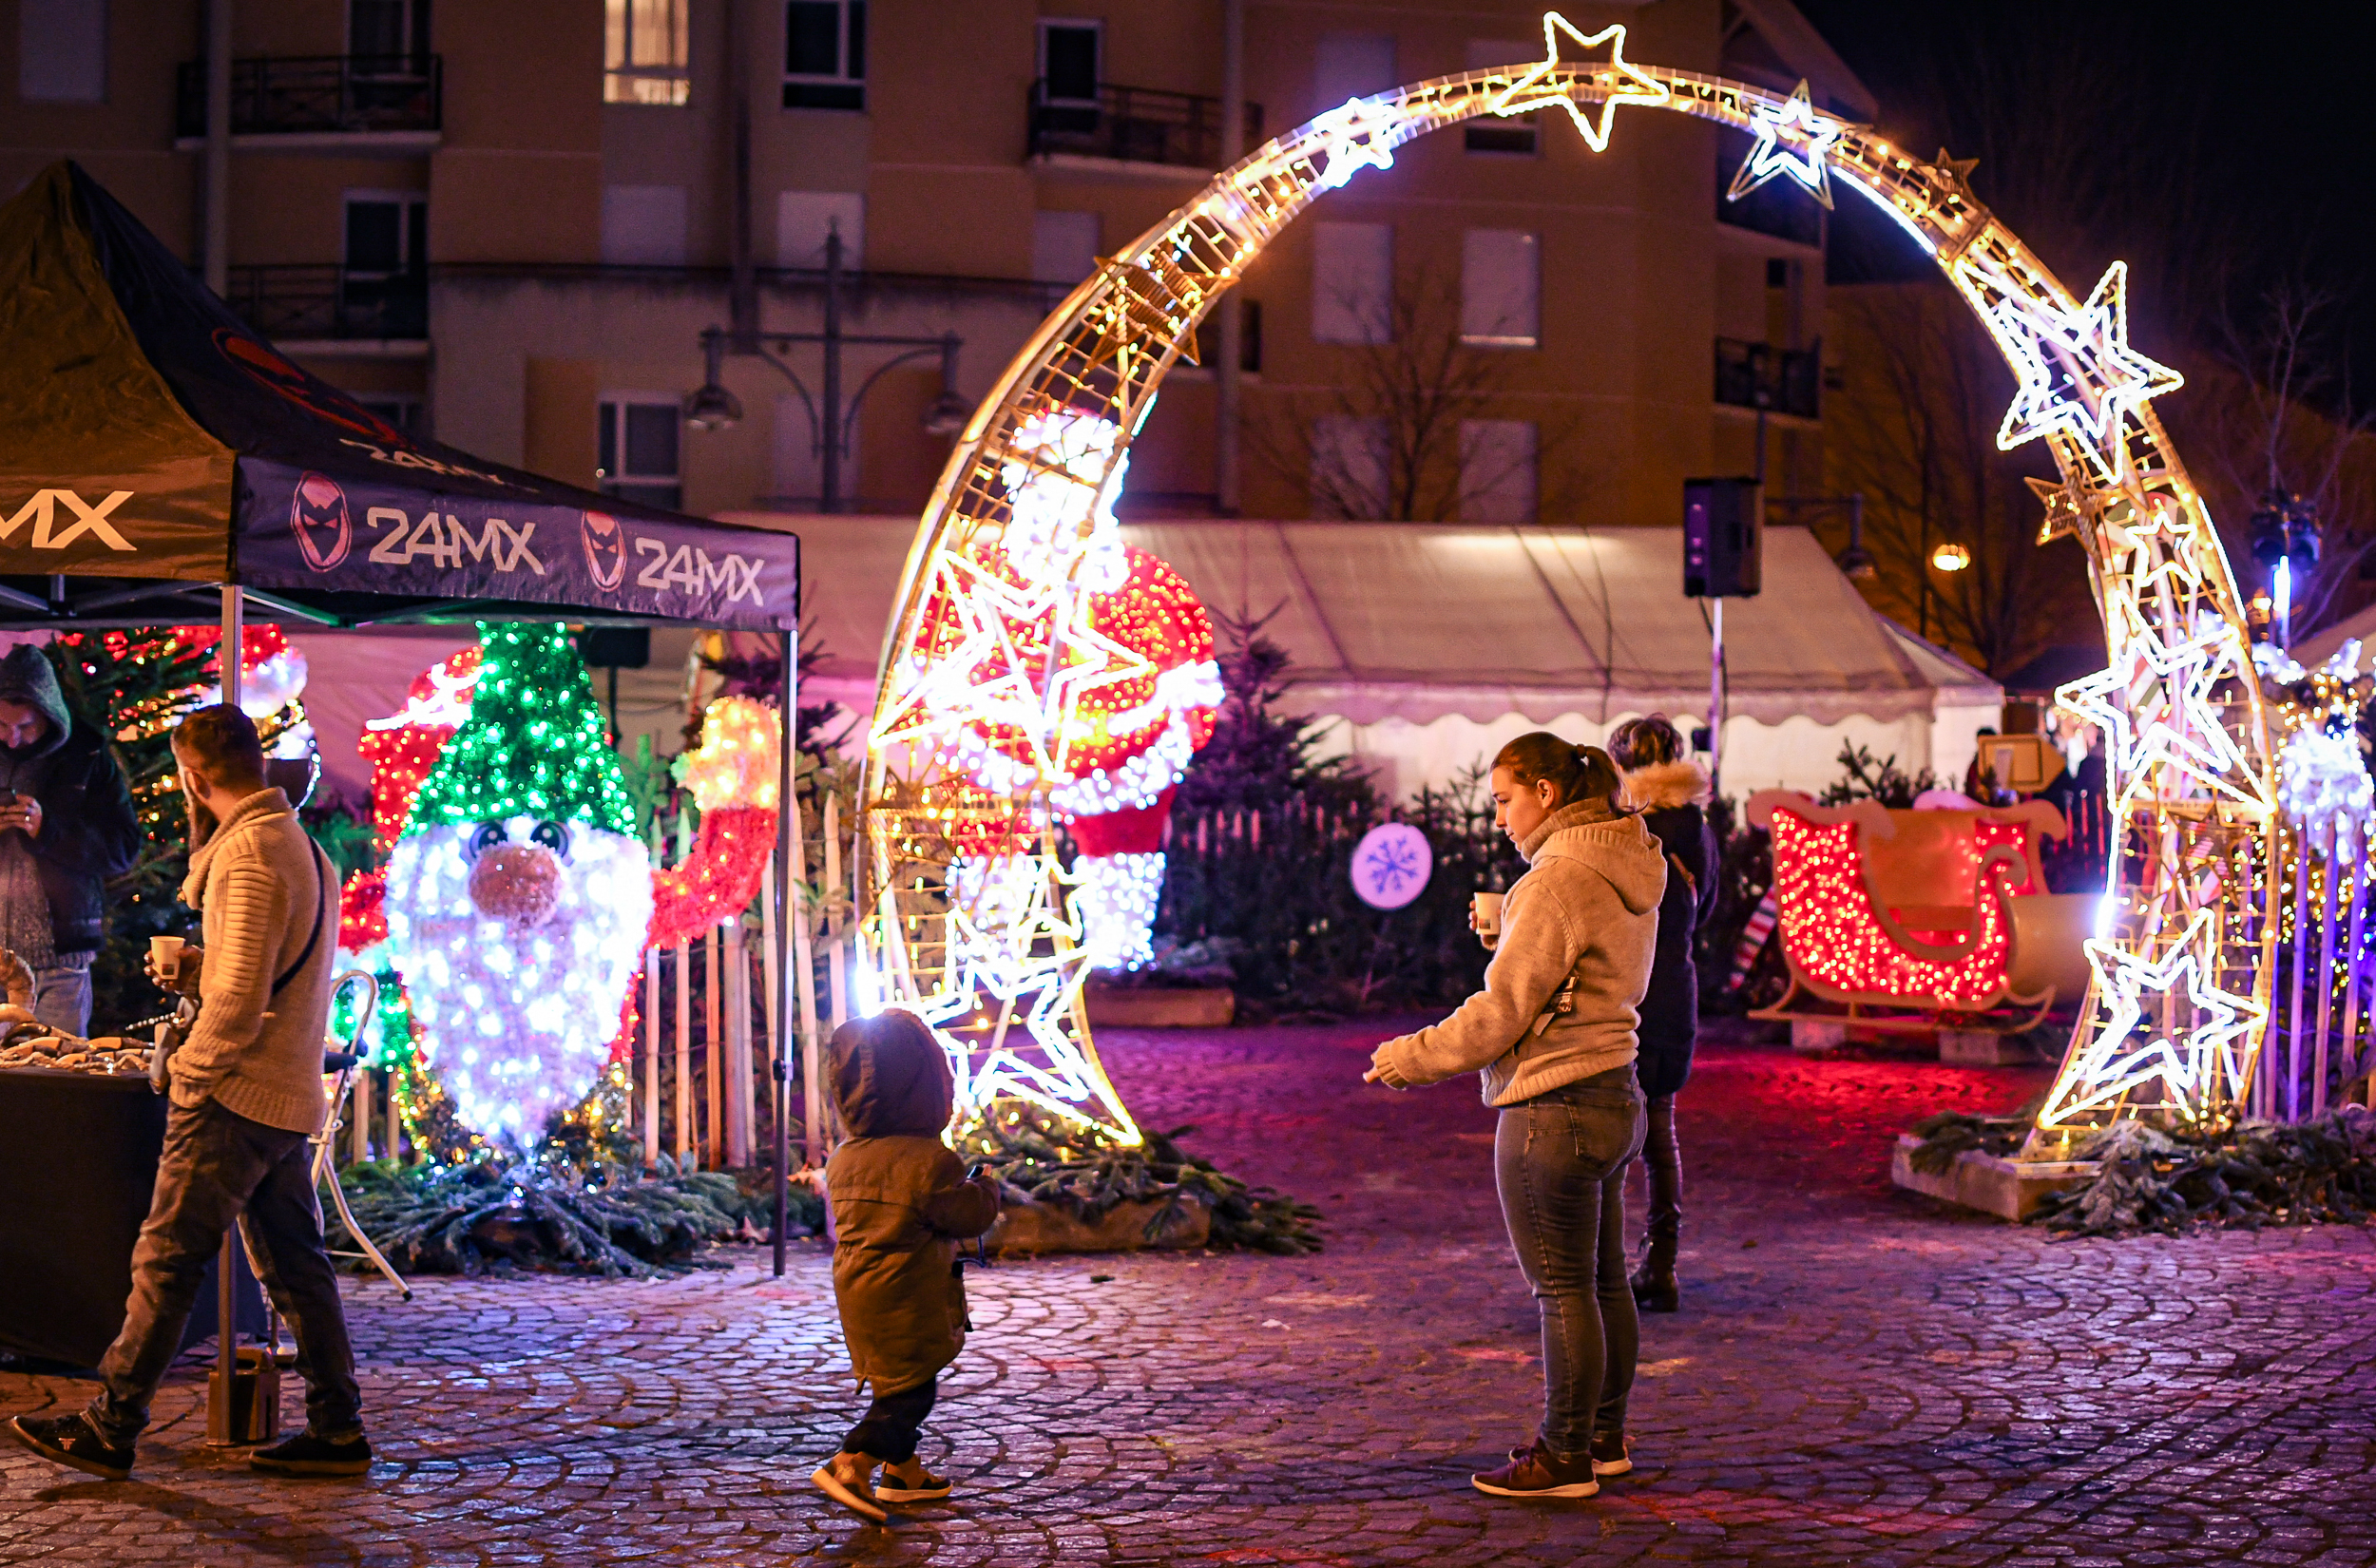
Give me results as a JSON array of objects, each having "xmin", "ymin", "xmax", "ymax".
[
  {"xmin": 1958, "ymin": 257, "xmax": 2184, "ymax": 484},
  {"xmin": 1725, "ymin": 80, "xmax": 1849, "ymax": 209},
  {"xmin": 863, "ymin": 25, "xmax": 2283, "ymax": 1152},
  {"xmin": 1487, "ymin": 13, "xmax": 1669, "ymax": 152},
  {"xmin": 2050, "ymin": 912, "xmax": 2265, "ymax": 1126}
]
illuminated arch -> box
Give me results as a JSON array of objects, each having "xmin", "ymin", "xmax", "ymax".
[{"xmin": 858, "ymin": 15, "xmax": 2274, "ymax": 1144}]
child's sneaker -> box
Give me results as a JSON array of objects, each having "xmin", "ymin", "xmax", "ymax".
[
  {"xmin": 1471, "ymin": 1440, "xmax": 1599, "ymax": 1499},
  {"xmin": 1590, "ymin": 1430, "xmax": 1632, "ymax": 1477},
  {"xmin": 875, "ymin": 1459, "xmax": 952, "ymax": 1502},
  {"xmin": 811, "ymin": 1451, "xmax": 889, "ymax": 1521}
]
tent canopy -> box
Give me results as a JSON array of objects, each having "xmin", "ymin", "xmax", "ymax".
[
  {"xmin": 765, "ymin": 514, "xmax": 2000, "ymax": 729},
  {"xmin": 0, "ymin": 163, "xmax": 797, "ymax": 631}
]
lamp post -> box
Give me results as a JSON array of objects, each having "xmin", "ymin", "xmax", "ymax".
[{"xmin": 685, "ymin": 229, "xmax": 969, "ymax": 513}]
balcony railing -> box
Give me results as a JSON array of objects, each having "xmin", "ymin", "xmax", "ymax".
[
  {"xmin": 222, "ymin": 265, "xmax": 428, "ymax": 341},
  {"xmin": 1714, "ymin": 336, "xmax": 1821, "ymax": 419},
  {"xmin": 176, "ymin": 54, "xmax": 442, "ymax": 139},
  {"xmin": 1027, "ymin": 80, "xmax": 1262, "ymax": 171}
]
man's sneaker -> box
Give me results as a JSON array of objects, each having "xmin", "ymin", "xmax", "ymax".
[
  {"xmin": 1590, "ymin": 1430, "xmax": 1633, "ymax": 1477},
  {"xmin": 1471, "ymin": 1441, "xmax": 1599, "ymax": 1500},
  {"xmin": 875, "ymin": 1462, "xmax": 952, "ymax": 1503},
  {"xmin": 250, "ymin": 1430, "xmax": 373, "ymax": 1478},
  {"xmin": 811, "ymin": 1453, "xmax": 889, "ymax": 1521},
  {"xmin": 7, "ymin": 1413, "xmax": 132, "ymax": 1482}
]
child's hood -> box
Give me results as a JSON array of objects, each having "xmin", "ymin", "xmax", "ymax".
[{"xmin": 831, "ymin": 1008, "xmax": 956, "ymax": 1138}]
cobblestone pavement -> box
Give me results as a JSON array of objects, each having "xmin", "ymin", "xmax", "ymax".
[{"xmin": 3, "ymin": 1019, "xmax": 2373, "ymax": 1566}]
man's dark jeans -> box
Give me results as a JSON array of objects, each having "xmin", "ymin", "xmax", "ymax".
[
  {"xmin": 843, "ymin": 1375, "xmax": 936, "ymax": 1464},
  {"xmin": 86, "ymin": 1099, "xmax": 362, "ymax": 1447},
  {"xmin": 1494, "ymin": 1063, "xmax": 1646, "ymax": 1461}
]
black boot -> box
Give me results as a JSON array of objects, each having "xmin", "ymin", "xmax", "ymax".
[{"xmin": 1631, "ymin": 1095, "xmax": 1681, "ymax": 1311}]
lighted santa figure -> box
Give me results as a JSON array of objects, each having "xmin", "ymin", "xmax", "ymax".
[{"xmin": 921, "ymin": 408, "xmax": 1220, "ymax": 969}]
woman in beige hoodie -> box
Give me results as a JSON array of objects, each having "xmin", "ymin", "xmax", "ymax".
[{"xmin": 1366, "ymin": 734, "xmax": 1665, "ymax": 1501}]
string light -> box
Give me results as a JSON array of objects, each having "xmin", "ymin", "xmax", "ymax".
[
  {"xmin": 1486, "ymin": 14, "xmax": 1668, "ymax": 153},
  {"xmin": 858, "ymin": 28, "xmax": 2283, "ymax": 1142}
]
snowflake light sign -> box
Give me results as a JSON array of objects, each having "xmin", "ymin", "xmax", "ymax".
[{"xmin": 1351, "ymin": 824, "xmax": 1434, "ymax": 910}]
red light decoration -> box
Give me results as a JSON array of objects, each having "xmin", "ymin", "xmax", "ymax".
[
  {"xmin": 647, "ymin": 806, "xmax": 777, "ymax": 948},
  {"xmin": 1767, "ymin": 806, "xmax": 2024, "ymax": 1007},
  {"xmin": 356, "ymin": 646, "xmax": 484, "ymax": 854}
]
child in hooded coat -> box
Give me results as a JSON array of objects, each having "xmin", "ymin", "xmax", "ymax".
[{"xmin": 811, "ymin": 1009, "xmax": 1002, "ymax": 1520}]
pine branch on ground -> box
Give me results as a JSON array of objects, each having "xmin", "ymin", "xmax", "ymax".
[
  {"xmin": 2029, "ymin": 1108, "xmax": 2376, "ymax": 1236},
  {"xmin": 959, "ymin": 1108, "xmax": 1324, "ymax": 1255}
]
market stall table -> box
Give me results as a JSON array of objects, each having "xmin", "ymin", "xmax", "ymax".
[{"xmin": 0, "ymin": 1066, "xmax": 261, "ymax": 1369}]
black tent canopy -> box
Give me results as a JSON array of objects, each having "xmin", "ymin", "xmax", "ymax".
[{"xmin": 0, "ymin": 162, "xmax": 798, "ymax": 631}]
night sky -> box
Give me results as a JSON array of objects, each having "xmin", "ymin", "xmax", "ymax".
[{"xmin": 1798, "ymin": 1, "xmax": 2376, "ymax": 400}]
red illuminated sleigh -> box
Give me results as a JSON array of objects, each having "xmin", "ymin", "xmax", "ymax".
[{"xmin": 1743, "ymin": 792, "xmax": 2095, "ymax": 1038}]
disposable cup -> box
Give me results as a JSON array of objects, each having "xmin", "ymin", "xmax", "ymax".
[
  {"xmin": 149, "ymin": 936, "xmax": 184, "ymax": 981},
  {"xmin": 1472, "ymin": 892, "xmax": 1505, "ymax": 936}
]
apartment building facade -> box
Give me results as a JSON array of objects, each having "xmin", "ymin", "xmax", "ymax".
[{"xmin": 3, "ymin": 0, "xmax": 1870, "ymax": 526}]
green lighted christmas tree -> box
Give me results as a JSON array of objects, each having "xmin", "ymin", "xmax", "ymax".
[{"xmin": 406, "ymin": 622, "xmax": 637, "ymax": 837}]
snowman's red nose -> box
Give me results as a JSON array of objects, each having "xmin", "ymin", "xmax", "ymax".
[{"xmin": 469, "ymin": 844, "xmax": 561, "ymax": 929}]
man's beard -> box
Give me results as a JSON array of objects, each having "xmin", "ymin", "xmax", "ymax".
[{"xmin": 384, "ymin": 822, "xmax": 654, "ymax": 1148}]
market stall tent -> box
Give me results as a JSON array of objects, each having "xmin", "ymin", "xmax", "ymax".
[
  {"xmin": 0, "ymin": 163, "xmax": 797, "ymax": 630},
  {"xmin": 744, "ymin": 512, "xmax": 2001, "ymax": 798}
]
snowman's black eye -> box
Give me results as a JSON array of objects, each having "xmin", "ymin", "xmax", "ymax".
[
  {"xmin": 530, "ymin": 820, "xmax": 571, "ymax": 859},
  {"xmin": 466, "ymin": 822, "xmax": 508, "ymax": 861}
]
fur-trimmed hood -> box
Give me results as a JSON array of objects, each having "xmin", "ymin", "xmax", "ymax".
[{"xmin": 1621, "ymin": 758, "xmax": 1711, "ymax": 813}]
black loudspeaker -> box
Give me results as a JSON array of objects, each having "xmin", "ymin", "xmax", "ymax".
[
  {"xmin": 1683, "ymin": 478, "xmax": 1763, "ymax": 598},
  {"xmin": 577, "ymin": 627, "xmax": 652, "ymax": 668}
]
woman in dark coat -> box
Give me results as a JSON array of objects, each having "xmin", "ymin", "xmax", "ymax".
[{"xmin": 1608, "ymin": 717, "xmax": 1715, "ymax": 1312}]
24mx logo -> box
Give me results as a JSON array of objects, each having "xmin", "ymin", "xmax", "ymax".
[
  {"xmin": 364, "ymin": 507, "xmax": 546, "ymax": 575},
  {"xmin": 0, "ymin": 489, "xmax": 136, "ymax": 552},
  {"xmin": 633, "ymin": 538, "xmax": 763, "ymax": 605}
]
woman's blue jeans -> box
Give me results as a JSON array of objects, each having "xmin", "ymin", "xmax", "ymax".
[{"xmin": 1494, "ymin": 1063, "xmax": 1647, "ymax": 1461}]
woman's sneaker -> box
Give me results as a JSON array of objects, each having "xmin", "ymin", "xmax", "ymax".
[
  {"xmin": 7, "ymin": 1413, "xmax": 132, "ymax": 1482},
  {"xmin": 875, "ymin": 1461, "xmax": 952, "ymax": 1502},
  {"xmin": 1471, "ymin": 1441, "xmax": 1599, "ymax": 1500},
  {"xmin": 810, "ymin": 1452, "xmax": 889, "ymax": 1521},
  {"xmin": 1590, "ymin": 1430, "xmax": 1633, "ymax": 1477}
]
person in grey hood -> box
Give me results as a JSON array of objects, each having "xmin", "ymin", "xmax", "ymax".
[
  {"xmin": 0, "ymin": 645, "xmax": 140, "ymax": 1034},
  {"xmin": 1367, "ymin": 733, "xmax": 1664, "ymax": 1502}
]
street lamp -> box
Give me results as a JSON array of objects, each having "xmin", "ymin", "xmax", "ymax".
[
  {"xmin": 1930, "ymin": 541, "xmax": 1973, "ymax": 572},
  {"xmin": 685, "ymin": 227, "xmax": 968, "ymax": 512}
]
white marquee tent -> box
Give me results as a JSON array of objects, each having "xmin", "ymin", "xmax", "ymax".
[{"xmin": 739, "ymin": 515, "xmax": 2003, "ymax": 800}]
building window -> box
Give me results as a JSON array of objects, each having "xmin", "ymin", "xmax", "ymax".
[
  {"xmin": 1461, "ymin": 229, "xmax": 1539, "ymax": 348},
  {"xmin": 350, "ymin": 0, "xmax": 431, "ymax": 63},
  {"xmin": 604, "ymin": 0, "xmax": 690, "ymax": 105},
  {"xmin": 785, "ymin": 0, "xmax": 864, "ymax": 111},
  {"xmin": 1031, "ymin": 210, "xmax": 1101, "ymax": 285},
  {"xmin": 1193, "ymin": 300, "xmax": 1263, "ymax": 373},
  {"xmin": 1312, "ymin": 30, "xmax": 1393, "ymax": 112},
  {"xmin": 1461, "ymin": 420, "xmax": 1537, "ymax": 524},
  {"xmin": 598, "ymin": 398, "xmax": 682, "ymax": 511},
  {"xmin": 344, "ymin": 191, "xmax": 426, "ymax": 275},
  {"xmin": 19, "ymin": 0, "xmax": 106, "ymax": 104},
  {"xmin": 1311, "ymin": 221, "xmax": 1392, "ymax": 346},
  {"xmin": 1310, "ymin": 415, "xmax": 1389, "ymax": 519},
  {"xmin": 601, "ymin": 185, "xmax": 688, "ymax": 265},
  {"xmin": 776, "ymin": 191, "xmax": 865, "ymax": 269},
  {"xmin": 1039, "ymin": 19, "xmax": 1100, "ymax": 104},
  {"xmin": 1464, "ymin": 38, "xmax": 1536, "ymax": 155}
]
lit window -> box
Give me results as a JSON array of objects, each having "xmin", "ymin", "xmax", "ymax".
[
  {"xmin": 1461, "ymin": 229, "xmax": 1539, "ymax": 348},
  {"xmin": 605, "ymin": 0, "xmax": 690, "ymax": 105},
  {"xmin": 598, "ymin": 398, "xmax": 683, "ymax": 511},
  {"xmin": 785, "ymin": 0, "xmax": 865, "ymax": 111}
]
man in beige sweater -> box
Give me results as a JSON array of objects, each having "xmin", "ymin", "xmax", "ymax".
[{"xmin": 7, "ymin": 705, "xmax": 368, "ymax": 1482}]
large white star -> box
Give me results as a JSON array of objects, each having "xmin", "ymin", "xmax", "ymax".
[
  {"xmin": 2042, "ymin": 911, "xmax": 2264, "ymax": 1128},
  {"xmin": 1486, "ymin": 13, "xmax": 1668, "ymax": 153},
  {"xmin": 1724, "ymin": 80, "xmax": 1848, "ymax": 209},
  {"xmin": 1960, "ymin": 257, "xmax": 2184, "ymax": 482}
]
